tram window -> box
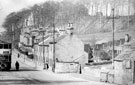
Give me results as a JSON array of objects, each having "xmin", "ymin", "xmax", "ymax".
[
  {"xmin": 0, "ymin": 54, "xmax": 3, "ymax": 57},
  {"xmin": 4, "ymin": 55, "xmax": 9, "ymax": 60},
  {"xmin": 9, "ymin": 44, "xmax": 11, "ymax": 49},
  {"xmin": 4, "ymin": 44, "xmax": 8, "ymax": 49},
  {"xmin": 4, "ymin": 55, "xmax": 8, "ymax": 57},
  {"xmin": 0, "ymin": 44, "xmax": 3, "ymax": 49}
]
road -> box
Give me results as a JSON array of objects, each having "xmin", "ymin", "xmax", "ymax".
[
  {"xmin": 0, "ymin": 67, "xmax": 114, "ymax": 85},
  {"xmin": 6, "ymin": 49, "xmax": 114, "ymax": 85}
]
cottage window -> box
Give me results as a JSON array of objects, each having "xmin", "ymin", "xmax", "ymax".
[{"xmin": 125, "ymin": 60, "xmax": 131, "ymax": 69}]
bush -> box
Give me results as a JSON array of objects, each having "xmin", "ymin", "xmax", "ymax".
[{"xmin": 99, "ymin": 50, "xmax": 111, "ymax": 60}]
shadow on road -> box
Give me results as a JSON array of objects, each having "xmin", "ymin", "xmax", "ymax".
[
  {"xmin": 10, "ymin": 69, "xmax": 38, "ymax": 72},
  {"xmin": 0, "ymin": 79, "xmax": 87, "ymax": 84},
  {"xmin": 0, "ymin": 68, "xmax": 39, "ymax": 72}
]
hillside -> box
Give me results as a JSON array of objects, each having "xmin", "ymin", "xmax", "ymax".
[
  {"xmin": 2, "ymin": 0, "xmax": 135, "ymax": 43},
  {"xmin": 72, "ymin": 14, "xmax": 135, "ymax": 35}
]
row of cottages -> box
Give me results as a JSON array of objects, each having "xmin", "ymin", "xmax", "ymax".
[
  {"xmin": 19, "ymin": 12, "xmax": 35, "ymax": 46},
  {"xmin": 95, "ymin": 38, "xmax": 125, "ymax": 53},
  {"xmin": 19, "ymin": 12, "xmax": 47, "ymax": 56},
  {"xmin": 34, "ymin": 26, "xmax": 93, "ymax": 70},
  {"xmin": 93, "ymin": 36, "xmax": 126, "ymax": 62},
  {"xmin": 19, "ymin": 12, "xmax": 36, "ymax": 55}
]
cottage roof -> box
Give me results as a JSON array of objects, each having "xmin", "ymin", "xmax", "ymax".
[
  {"xmin": 0, "ymin": 40, "xmax": 10, "ymax": 44},
  {"xmin": 35, "ymin": 35, "xmax": 50, "ymax": 44},
  {"xmin": 39, "ymin": 35, "xmax": 66, "ymax": 45},
  {"xmin": 114, "ymin": 46, "xmax": 135, "ymax": 61},
  {"xmin": 96, "ymin": 38, "xmax": 109, "ymax": 44},
  {"xmin": 114, "ymin": 51, "xmax": 133, "ymax": 61},
  {"xmin": 96, "ymin": 37, "xmax": 125, "ymax": 45},
  {"xmin": 20, "ymin": 46, "xmax": 33, "ymax": 53},
  {"xmin": 55, "ymin": 35, "xmax": 66, "ymax": 42}
]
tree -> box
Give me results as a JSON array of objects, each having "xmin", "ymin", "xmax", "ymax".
[
  {"xmin": 2, "ymin": 8, "xmax": 30, "ymax": 44},
  {"xmin": 2, "ymin": 1, "xmax": 89, "ymax": 44}
]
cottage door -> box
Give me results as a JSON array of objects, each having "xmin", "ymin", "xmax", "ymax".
[{"xmin": 133, "ymin": 61, "xmax": 135, "ymax": 83}]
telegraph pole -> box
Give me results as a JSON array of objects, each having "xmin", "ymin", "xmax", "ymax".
[
  {"xmin": 107, "ymin": 8, "xmax": 118, "ymax": 69},
  {"xmin": 128, "ymin": 0, "xmax": 130, "ymax": 30},
  {"xmin": 53, "ymin": 23, "xmax": 55, "ymax": 72},
  {"xmin": 112, "ymin": 8, "xmax": 115, "ymax": 69},
  {"xmin": 43, "ymin": 31, "xmax": 45, "ymax": 69},
  {"xmin": 11, "ymin": 24, "xmax": 14, "ymax": 50},
  {"xmin": 40, "ymin": 30, "xmax": 46, "ymax": 69}
]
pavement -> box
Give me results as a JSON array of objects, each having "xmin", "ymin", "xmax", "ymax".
[{"xmin": 57, "ymin": 65, "xmax": 115, "ymax": 85}]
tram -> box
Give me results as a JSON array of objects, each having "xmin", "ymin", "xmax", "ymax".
[{"xmin": 0, "ymin": 41, "xmax": 12, "ymax": 70}]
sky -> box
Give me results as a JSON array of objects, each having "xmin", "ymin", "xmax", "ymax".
[{"xmin": 0, "ymin": 0, "xmax": 63, "ymax": 32}]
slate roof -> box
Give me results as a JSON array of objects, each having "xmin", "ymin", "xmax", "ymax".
[
  {"xmin": 20, "ymin": 46, "xmax": 33, "ymax": 53},
  {"xmin": 39, "ymin": 35, "xmax": 66, "ymax": 45},
  {"xmin": 114, "ymin": 51, "xmax": 133, "ymax": 61},
  {"xmin": 35, "ymin": 35, "xmax": 50, "ymax": 44},
  {"xmin": 114, "ymin": 45, "xmax": 135, "ymax": 61},
  {"xmin": 0, "ymin": 40, "xmax": 10, "ymax": 44}
]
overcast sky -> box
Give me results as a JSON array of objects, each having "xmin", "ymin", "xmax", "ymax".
[{"xmin": 0, "ymin": 0, "xmax": 64, "ymax": 32}]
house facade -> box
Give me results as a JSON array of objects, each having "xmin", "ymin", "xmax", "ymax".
[
  {"xmin": 114, "ymin": 44, "xmax": 135, "ymax": 85},
  {"xmin": 34, "ymin": 27, "xmax": 90, "ymax": 71},
  {"xmin": 19, "ymin": 12, "xmax": 48, "ymax": 56}
]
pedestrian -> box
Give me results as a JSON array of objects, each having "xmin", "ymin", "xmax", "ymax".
[
  {"xmin": 15, "ymin": 61, "xmax": 19, "ymax": 71},
  {"xmin": 46, "ymin": 63, "xmax": 49, "ymax": 70},
  {"xmin": 79, "ymin": 64, "xmax": 82, "ymax": 74}
]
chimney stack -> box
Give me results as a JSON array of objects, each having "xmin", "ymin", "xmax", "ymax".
[
  {"xmin": 67, "ymin": 23, "xmax": 74, "ymax": 35},
  {"xmin": 125, "ymin": 34, "xmax": 130, "ymax": 43}
]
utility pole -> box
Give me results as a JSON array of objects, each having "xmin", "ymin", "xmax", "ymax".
[
  {"xmin": 53, "ymin": 23, "xmax": 55, "ymax": 72},
  {"xmin": 107, "ymin": 8, "xmax": 118, "ymax": 69},
  {"xmin": 112, "ymin": 8, "xmax": 115, "ymax": 69},
  {"xmin": 40, "ymin": 30, "xmax": 46, "ymax": 69},
  {"xmin": 128, "ymin": 0, "xmax": 130, "ymax": 30},
  {"xmin": 43, "ymin": 31, "xmax": 45, "ymax": 69},
  {"xmin": 11, "ymin": 24, "xmax": 14, "ymax": 50}
]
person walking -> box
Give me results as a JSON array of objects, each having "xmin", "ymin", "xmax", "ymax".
[
  {"xmin": 46, "ymin": 63, "xmax": 49, "ymax": 70},
  {"xmin": 79, "ymin": 64, "xmax": 82, "ymax": 74},
  {"xmin": 15, "ymin": 61, "xmax": 19, "ymax": 71}
]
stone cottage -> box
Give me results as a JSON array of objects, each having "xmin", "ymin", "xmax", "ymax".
[
  {"xmin": 34, "ymin": 27, "xmax": 90, "ymax": 72},
  {"xmin": 114, "ymin": 44, "xmax": 135, "ymax": 85}
]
